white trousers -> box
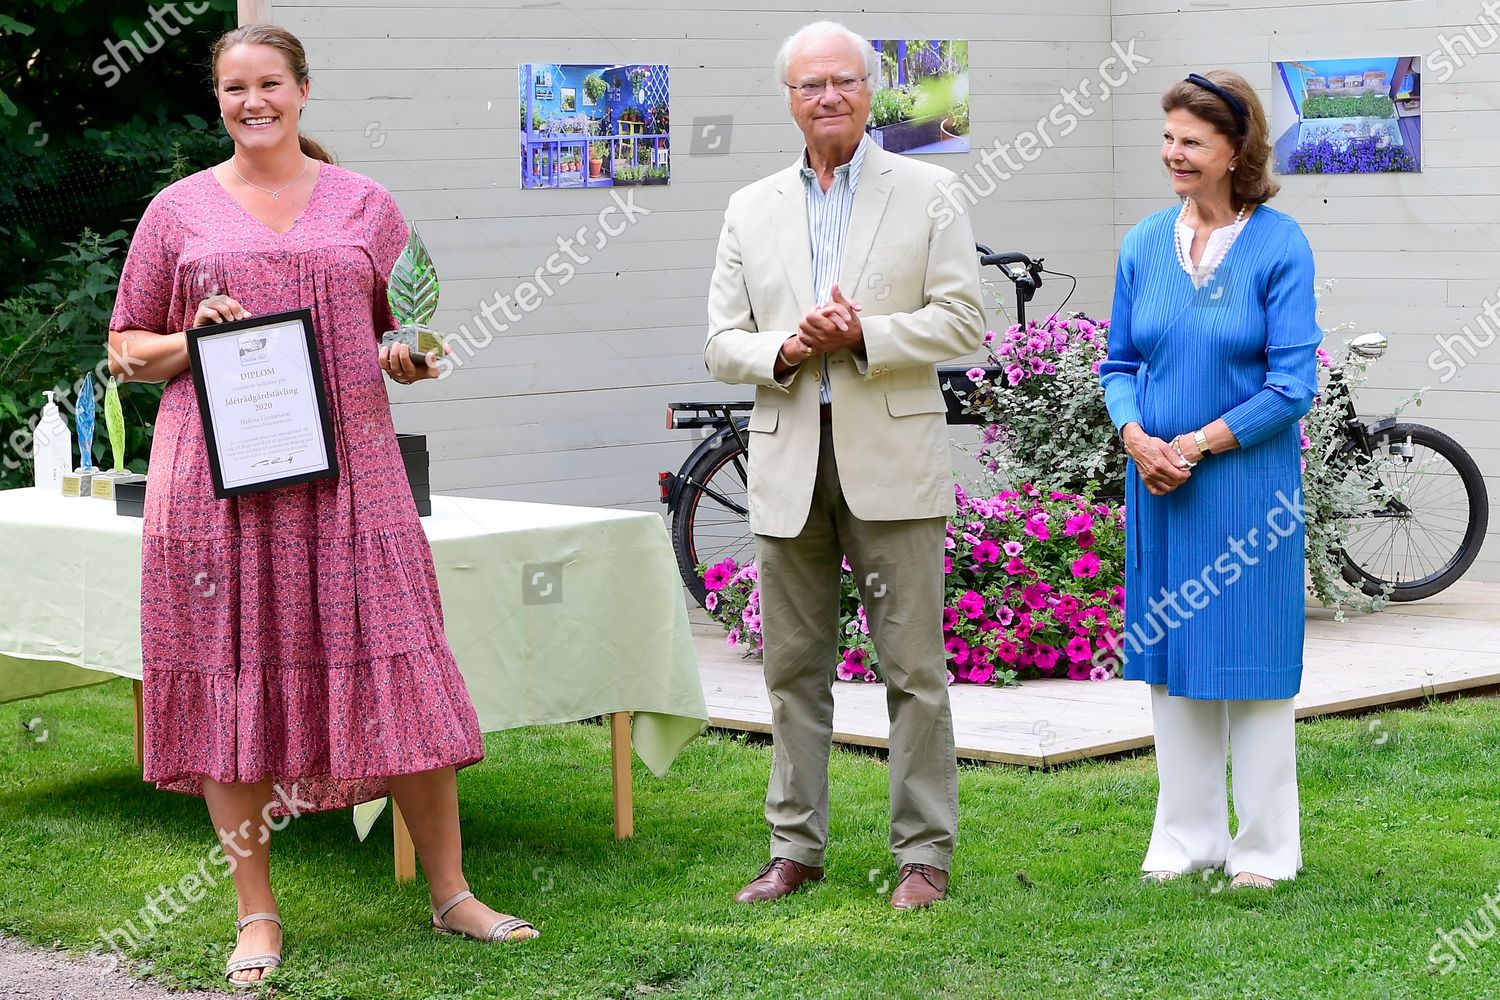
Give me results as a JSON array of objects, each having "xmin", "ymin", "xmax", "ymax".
[{"xmin": 1142, "ymin": 685, "xmax": 1303, "ymax": 880}]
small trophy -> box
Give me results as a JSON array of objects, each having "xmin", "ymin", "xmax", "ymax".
[
  {"xmin": 380, "ymin": 225, "xmax": 445, "ymax": 364},
  {"xmin": 90, "ymin": 377, "xmax": 147, "ymax": 499},
  {"xmin": 61, "ymin": 374, "xmax": 98, "ymax": 497}
]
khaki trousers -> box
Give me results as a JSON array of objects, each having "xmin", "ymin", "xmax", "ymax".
[{"xmin": 753, "ymin": 422, "xmax": 958, "ymax": 870}]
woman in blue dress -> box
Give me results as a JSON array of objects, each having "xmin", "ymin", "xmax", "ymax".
[{"xmin": 1099, "ymin": 70, "xmax": 1322, "ymax": 888}]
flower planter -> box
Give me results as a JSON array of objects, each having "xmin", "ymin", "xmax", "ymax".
[
  {"xmin": 589, "ymin": 158, "xmax": 603, "ymax": 178},
  {"xmin": 940, "ymin": 117, "xmax": 965, "ymax": 142},
  {"xmin": 870, "ymin": 114, "xmax": 945, "ymax": 153},
  {"xmin": 642, "ymin": 175, "xmax": 667, "ymax": 186}
]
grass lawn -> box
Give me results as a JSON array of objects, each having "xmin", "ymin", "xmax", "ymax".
[{"xmin": 2, "ymin": 679, "xmax": 1499, "ymax": 999}]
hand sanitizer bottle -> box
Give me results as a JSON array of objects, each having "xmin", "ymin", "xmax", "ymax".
[{"xmin": 33, "ymin": 390, "xmax": 73, "ymax": 491}]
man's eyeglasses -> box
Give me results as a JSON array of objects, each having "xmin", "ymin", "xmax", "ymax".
[{"xmin": 786, "ymin": 75, "xmax": 869, "ymax": 99}]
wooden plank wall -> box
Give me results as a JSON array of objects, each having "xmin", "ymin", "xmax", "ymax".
[
  {"xmin": 262, "ymin": 0, "xmax": 1116, "ymax": 512},
  {"xmin": 262, "ymin": 0, "xmax": 1498, "ymax": 582}
]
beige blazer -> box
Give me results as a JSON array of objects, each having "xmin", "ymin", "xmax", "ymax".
[{"xmin": 704, "ymin": 140, "xmax": 986, "ymax": 538}]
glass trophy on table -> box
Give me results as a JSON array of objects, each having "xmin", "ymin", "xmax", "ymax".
[
  {"xmin": 90, "ymin": 377, "xmax": 147, "ymax": 499},
  {"xmin": 380, "ymin": 225, "xmax": 446, "ymax": 364},
  {"xmin": 60, "ymin": 374, "xmax": 98, "ymax": 497}
]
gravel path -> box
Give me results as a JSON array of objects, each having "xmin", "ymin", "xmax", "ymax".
[{"xmin": 0, "ymin": 936, "xmax": 222, "ymax": 999}]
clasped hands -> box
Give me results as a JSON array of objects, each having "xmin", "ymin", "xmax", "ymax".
[
  {"xmin": 781, "ymin": 283, "xmax": 863, "ymax": 367},
  {"xmin": 1123, "ymin": 423, "xmax": 1204, "ymax": 497}
]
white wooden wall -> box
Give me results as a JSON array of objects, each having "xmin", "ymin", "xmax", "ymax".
[
  {"xmin": 265, "ymin": 0, "xmax": 1498, "ymax": 582},
  {"xmin": 1109, "ymin": 0, "xmax": 1500, "ymax": 582}
]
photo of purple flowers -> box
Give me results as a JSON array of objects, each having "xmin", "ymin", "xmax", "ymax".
[{"xmin": 1272, "ymin": 57, "xmax": 1421, "ymax": 174}]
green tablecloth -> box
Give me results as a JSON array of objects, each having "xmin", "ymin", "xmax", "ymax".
[{"xmin": 0, "ymin": 486, "xmax": 708, "ymax": 802}]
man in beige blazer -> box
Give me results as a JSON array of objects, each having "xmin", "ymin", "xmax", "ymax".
[{"xmin": 705, "ymin": 21, "xmax": 985, "ymax": 909}]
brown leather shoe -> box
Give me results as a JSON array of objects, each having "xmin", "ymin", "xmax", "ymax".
[
  {"xmin": 733, "ymin": 858, "xmax": 825, "ymax": 903},
  {"xmin": 890, "ymin": 863, "xmax": 949, "ymax": 909}
]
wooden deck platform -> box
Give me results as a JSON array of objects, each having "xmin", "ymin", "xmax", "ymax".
[{"xmin": 694, "ymin": 580, "xmax": 1500, "ymax": 766}]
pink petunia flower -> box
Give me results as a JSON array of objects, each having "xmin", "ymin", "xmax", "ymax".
[
  {"xmin": 704, "ymin": 559, "xmax": 738, "ymax": 591},
  {"xmin": 1066, "ymin": 635, "xmax": 1092, "ymax": 661},
  {"xmin": 1004, "ymin": 556, "xmax": 1028, "ymax": 575},
  {"xmin": 1089, "ymin": 664, "xmax": 1113, "ymax": 682},
  {"xmin": 973, "ymin": 540, "xmax": 1001, "ymax": 565},
  {"xmin": 944, "ymin": 636, "xmax": 971, "ymax": 663},
  {"xmin": 995, "ymin": 639, "xmax": 1019, "ymax": 663},
  {"xmin": 1024, "ymin": 515, "xmax": 1050, "ymax": 541},
  {"xmin": 704, "ymin": 592, "xmax": 719, "ymax": 611},
  {"xmin": 726, "ymin": 627, "xmax": 741, "ymax": 646},
  {"xmin": 969, "ymin": 660, "xmax": 996, "ymax": 684},
  {"xmin": 1003, "ymin": 540, "xmax": 1024, "ymax": 557},
  {"xmin": 958, "ymin": 590, "xmax": 987, "ymax": 619},
  {"xmin": 942, "ymin": 606, "xmax": 960, "ymax": 630},
  {"xmin": 1071, "ymin": 552, "xmax": 1101, "ymax": 578},
  {"xmin": 1064, "ymin": 512, "xmax": 1094, "ymax": 536},
  {"xmin": 1033, "ymin": 643, "xmax": 1061, "ymax": 671},
  {"xmin": 943, "ymin": 555, "xmax": 953, "ymax": 574},
  {"xmin": 966, "ymin": 366, "xmax": 987, "ymax": 381}
]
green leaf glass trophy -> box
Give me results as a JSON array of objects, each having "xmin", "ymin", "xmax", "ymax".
[
  {"xmin": 379, "ymin": 225, "xmax": 445, "ymax": 364},
  {"xmin": 90, "ymin": 377, "xmax": 147, "ymax": 499}
]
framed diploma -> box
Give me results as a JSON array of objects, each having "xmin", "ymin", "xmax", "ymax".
[{"xmin": 185, "ymin": 308, "xmax": 339, "ymax": 499}]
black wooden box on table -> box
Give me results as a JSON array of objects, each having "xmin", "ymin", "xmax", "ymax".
[{"xmin": 114, "ymin": 434, "xmax": 433, "ymax": 518}]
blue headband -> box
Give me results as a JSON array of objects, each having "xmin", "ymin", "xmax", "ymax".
[{"xmin": 1186, "ymin": 73, "xmax": 1248, "ymax": 136}]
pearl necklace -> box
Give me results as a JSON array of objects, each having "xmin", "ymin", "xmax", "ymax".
[
  {"xmin": 231, "ymin": 155, "xmax": 310, "ymax": 201},
  {"xmin": 1176, "ymin": 198, "xmax": 1247, "ymax": 282}
]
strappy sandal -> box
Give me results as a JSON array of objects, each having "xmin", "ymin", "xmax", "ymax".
[
  {"xmin": 431, "ymin": 889, "xmax": 538, "ymax": 943},
  {"xmin": 225, "ymin": 911, "xmax": 282, "ymax": 989}
]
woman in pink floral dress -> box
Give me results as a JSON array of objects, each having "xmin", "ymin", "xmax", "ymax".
[{"xmin": 107, "ymin": 25, "xmax": 536, "ymax": 987}]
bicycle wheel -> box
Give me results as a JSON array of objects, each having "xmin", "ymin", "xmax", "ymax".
[
  {"xmin": 1338, "ymin": 422, "xmax": 1489, "ymax": 601},
  {"xmin": 672, "ymin": 431, "xmax": 755, "ymax": 607}
]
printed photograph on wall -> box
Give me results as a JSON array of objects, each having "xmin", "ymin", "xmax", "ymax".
[
  {"xmin": 1272, "ymin": 57, "xmax": 1421, "ymax": 173},
  {"xmin": 866, "ymin": 39, "xmax": 969, "ymax": 155},
  {"xmin": 518, "ymin": 62, "xmax": 669, "ymax": 189}
]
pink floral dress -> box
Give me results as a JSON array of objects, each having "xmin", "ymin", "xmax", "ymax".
[{"xmin": 110, "ymin": 164, "xmax": 483, "ymax": 813}]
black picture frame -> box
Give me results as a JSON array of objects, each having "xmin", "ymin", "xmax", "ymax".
[{"xmin": 185, "ymin": 308, "xmax": 339, "ymax": 499}]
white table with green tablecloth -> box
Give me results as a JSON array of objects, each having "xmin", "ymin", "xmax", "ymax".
[{"xmin": 0, "ymin": 486, "xmax": 708, "ymax": 876}]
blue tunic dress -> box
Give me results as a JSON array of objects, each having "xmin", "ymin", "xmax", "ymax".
[{"xmin": 1099, "ymin": 204, "xmax": 1322, "ymax": 700}]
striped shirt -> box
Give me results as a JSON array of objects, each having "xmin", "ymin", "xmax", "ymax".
[{"xmin": 799, "ymin": 137, "xmax": 867, "ymax": 405}]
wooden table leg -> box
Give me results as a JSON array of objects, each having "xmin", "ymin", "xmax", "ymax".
[
  {"xmin": 131, "ymin": 680, "xmax": 144, "ymax": 767},
  {"xmin": 610, "ymin": 712, "xmax": 634, "ymax": 840},
  {"xmin": 392, "ymin": 800, "xmax": 417, "ymax": 883}
]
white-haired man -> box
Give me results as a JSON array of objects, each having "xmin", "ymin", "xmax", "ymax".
[{"xmin": 705, "ymin": 21, "xmax": 985, "ymax": 909}]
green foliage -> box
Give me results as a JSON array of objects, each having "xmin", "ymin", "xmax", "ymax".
[
  {"xmin": 948, "ymin": 98, "xmax": 970, "ymax": 135},
  {"xmin": 1303, "ymin": 92, "xmax": 1395, "ymax": 119},
  {"xmin": 870, "ymin": 86, "xmax": 914, "ymax": 128},
  {"xmin": 582, "ymin": 73, "xmax": 607, "ymax": 105},
  {"xmin": 0, "ymin": 229, "xmax": 162, "ymax": 489}
]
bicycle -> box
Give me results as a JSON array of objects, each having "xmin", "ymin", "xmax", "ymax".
[
  {"xmin": 1326, "ymin": 333, "xmax": 1489, "ymax": 601},
  {"xmin": 661, "ymin": 255, "xmax": 1488, "ymax": 608}
]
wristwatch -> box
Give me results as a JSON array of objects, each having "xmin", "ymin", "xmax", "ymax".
[{"xmin": 1193, "ymin": 429, "xmax": 1212, "ymax": 457}]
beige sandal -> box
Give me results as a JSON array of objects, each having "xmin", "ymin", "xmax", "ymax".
[
  {"xmin": 225, "ymin": 911, "xmax": 282, "ymax": 989},
  {"xmin": 431, "ymin": 890, "xmax": 538, "ymax": 943},
  {"xmin": 1230, "ymin": 871, "xmax": 1278, "ymax": 890}
]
